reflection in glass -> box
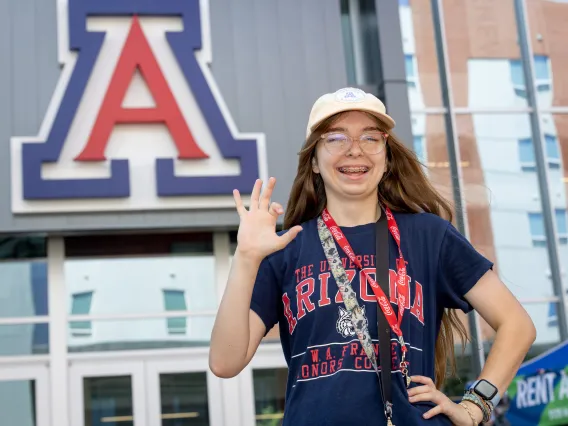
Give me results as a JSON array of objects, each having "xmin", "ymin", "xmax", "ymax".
[
  {"xmin": 457, "ymin": 114, "xmax": 560, "ymax": 346},
  {"xmin": 526, "ymin": 0, "xmax": 568, "ymax": 108},
  {"xmin": 83, "ymin": 376, "xmax": 133, "ymax": 426},
  {"xmin": 549, "ymin": 114, "xmax": 568, "ymax": 301},
  {"xmin": 0, "ymin": 379, "xmax": 36, "ymax": 426},
  {"xmin": 399, "ymin": 0, "xmax": 443, "ymax": 107},
  {"xmin": 410, "ymin": 114, "xmax": 455, "ymax": 212},
  {"xmin": 0, "ymin": 237, "xmax": 46, "ymax": 260},
  {"xmin": 67, "ymin": 316, "xmax": 215, "ymax": 353},
  {"xmin": 0, "ymin": 323, "xmax": 49, "ymax": 356},
  {"xmin": 254, "ymin": 368, "xmax": 287, "ymax": 426},
  {"xmin": 0, "ymin": 261, "xmax": 48, "ymax": 318},
  {"xmin": 65, "ymin": 255, "xmax": 216, "ymax": 317},
  {"xmin": 159, "ymin": 372, "xmax": 209, "ymax": 426},
  {"xmin": 442, "ymin": 0, "xmax": 525, "ymax": 109}
]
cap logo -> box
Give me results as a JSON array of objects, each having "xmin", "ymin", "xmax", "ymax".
[{"xmin": 335, "ymin": 88, "xmax": 365, "ymax": 103}]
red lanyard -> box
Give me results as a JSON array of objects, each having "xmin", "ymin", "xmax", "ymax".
[{"xmin": 321, "ymin": 207, "xmax": 409, "ymax": 355}]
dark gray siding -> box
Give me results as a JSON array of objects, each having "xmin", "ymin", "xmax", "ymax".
[{"xmin": 0, "ymin": 0, "xmax": 348, "ymax": 234}]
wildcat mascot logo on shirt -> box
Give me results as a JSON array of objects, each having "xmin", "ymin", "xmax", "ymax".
[{"xmin": 336, "ymin": 306, "xmax": 367, "ymax": 338}]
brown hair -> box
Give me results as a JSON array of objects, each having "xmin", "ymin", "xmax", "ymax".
[{"xmin": 283, "ymin": 112, "xmax": 468, "ymax": 388}]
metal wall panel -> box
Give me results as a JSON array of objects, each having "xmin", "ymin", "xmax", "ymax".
[{"xmin": 0, "ymin": 0, "xmax": 348, "ymax": 234}]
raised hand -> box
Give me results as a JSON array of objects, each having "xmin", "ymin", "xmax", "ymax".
[{"xmin": 233, "ymin": 177, "xmax": 303, "ymax": 262}]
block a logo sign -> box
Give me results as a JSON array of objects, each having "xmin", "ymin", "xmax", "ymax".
[{"xmin": 11, "ymin": 0, "xmax": 267, "ymax": 214}]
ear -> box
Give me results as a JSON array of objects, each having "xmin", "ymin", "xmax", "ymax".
[{"xmin": 312, "ymin": 156, "xmax": 320, "ymax": 174}]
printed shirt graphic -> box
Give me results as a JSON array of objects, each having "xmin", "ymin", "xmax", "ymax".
[{"xmin": 250, "ymin": 212, "xmax": 493, "ymax": 426}]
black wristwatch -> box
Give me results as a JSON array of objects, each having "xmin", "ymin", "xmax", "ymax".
[{"xmin": 468, "ymin": 379, "xmax": 501, "ymax": 408}]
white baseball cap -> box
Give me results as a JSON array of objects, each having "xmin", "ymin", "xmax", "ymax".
[{"xmin": 306, "ymin": 87, "xmax": 396, "ymax": 138}]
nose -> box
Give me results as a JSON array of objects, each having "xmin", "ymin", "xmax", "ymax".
[{"xmin": 346, "ymin": 139, "xmax": 364, "ymax": 156}]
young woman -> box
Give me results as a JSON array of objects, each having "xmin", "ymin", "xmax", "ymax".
[{"xmin": 210, "ymin": 88, "xmax": 536, "ymax": 425}]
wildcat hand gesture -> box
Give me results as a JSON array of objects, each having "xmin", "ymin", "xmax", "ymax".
[{"xmin": 233, "ymin": 177, "xmax": 302, "ymax": 262}]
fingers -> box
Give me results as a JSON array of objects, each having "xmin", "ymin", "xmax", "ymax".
[
  {"xmin": 408, "ymin": 389, "xmax": 443, "ymax": 404},
  {"xmin": 233, "ymin": 189, "xmax": 246, "ymax": 217},
  {"xmin": 410, "ymin": 375, "xmax": 435, "ymax": 388},
  {"xmin": 423, "ymin": 404, "xmax": 445, "ymax": 420},
  {"xmin": 269, "ymin": 202, "xmax": 284, "ymax": 218},
  {"xmin": 260, "ymin": 177, "xmax": 276, "ymax": 210},
  {"xmin": 249, "ymin": 179, "xmax": 263, "ymax": 211},
  {"xmin": 277, "ymin": 225, "xmax": 303, "ymax": 248},
  {"xmin": 407, "ymin": 376, "xmax": 454, "ymax": 421},
  {"xmin": 407, "ymin": 385, "xmax": 433, "ymax": 397}
]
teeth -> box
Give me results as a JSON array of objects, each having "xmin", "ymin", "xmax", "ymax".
[{"xmin": 339, "ymin": 167, "xmax": 369, "ymax": 173}]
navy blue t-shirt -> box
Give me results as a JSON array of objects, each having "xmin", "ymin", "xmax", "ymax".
[{"xmin": 250, "ymin": 212, "xmax": 493, "ymax": 425}]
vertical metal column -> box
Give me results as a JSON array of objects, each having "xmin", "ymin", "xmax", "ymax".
[
  {"xmin": 430, "ymin": 0, "xmax": 485, "ymax": 375},
  {"xmin": 373, "ymin": 0, "xmax": 414, "ymax": 149},
  {"xmin": 349, "ymin": 0, "xmax": 367, "ymax": 85},
  {"xmin": 48, "ymin": 237, "xmax": 69, "ymax": 426},
  {"xmin": 514, "ymin": 0, "xmax": 568, "ymax": 341}
]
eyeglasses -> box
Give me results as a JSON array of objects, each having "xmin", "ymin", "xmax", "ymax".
[{"xmin": 320, "ymin": 131, "xmax": 388, "ymax": 155}]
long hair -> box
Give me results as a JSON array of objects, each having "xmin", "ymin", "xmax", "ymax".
[{"xmin": 283, "ymin": 112, "xmax": 468, "ymax": 388}]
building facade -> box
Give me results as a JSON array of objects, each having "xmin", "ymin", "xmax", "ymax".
[{"xmin": 0, "ymin": 0, "xmax": 567, "ymax": 425}]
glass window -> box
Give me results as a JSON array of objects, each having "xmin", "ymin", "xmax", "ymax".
[
  {"xmin": 0, "ymin": 237, "xmax": 46, "ymax": 259},
  {"xmin": 545, "ymin": 134, "xmax": 560, "ymax": 160},
  {"xmin": 518, "ymin": 138, "xmax": 535, "ymax": 170},
  {"xmin": 0, "ymin": 261, "xmax": 48, "ymax": 318},
  {"xmin": 405, "ymin": 54, "xmax": 415, "ymax": 81},
  {"xmin": 159, "ymin": 372, "xmax": 209, "ymax": 426},
  {"xmin": 525, "ymin": 209, "xmax": 568, "ymax": 246},
  {"xmin": 457, "ymin": 113, "xmax": 556, "ymax": 306},
  {"xmin": 65, "ymin": 233, "xmax": 216, "ymax": 351},
  {"xmin": 65, "ymin": 233, "xmax": 215, "ymax": 317},
  {"xmin": 410, "ymin": 114, "xmax": 455, "ymax": 210},
  {"xmin": 0, "ymin": 238, "xmax": 48, "ymax": 319},
  {"xmin": 0, "ymin": 379, "xmax": 37, "ymax": 426},
  {"xmin": 253, "ymin": 368, "xmax": 287, "ymax": 426},
  {"xmin": 528, "ymin": 213, "xmax": 545, "ymax": 236},
  {"xmin": 526, "ymin": 1, "xmax": 568, "ymax": 107},
  {"xmin": 442, "ymin": 0, "xmax": 526, "ymax": 108},
  {"xmin": 547, "ymin": 301, "xmax": 558, "ymax": 328},
  {"xmin": 528, "ymin": 213, "xmax": 546, "ymax": 247},
  {"xmin": 163, "ymin": 290, "xmax": 187, "ymax": 335},
  {"xmin": 399, "ymin": 0, "xmax": 443, "ymax": 107},
  {"xmin": 70, "ymin": 292, "xmax": 93, "ymax": 336},
  {"xmin": 555, "ymin": 209, "xmax": 567, "ymax": 235},
  {"xmin": 0, "ymin": 324, "xmax": 49, "ymax": 356},
  {"xmin": 517, "ymin": 134, "xmax": 561, "ymax": 172},
  {"xmin": 413, "ymin": 135, "xmax": 425, "ymax": 163},
  {"xmin": 534, "ymin": 55, "xmax": 550, "ymax": 81},
  {"xmin": 508, "ymin": 56, "xmax": 551, "ymax": 103},
  {"xmin": 0, "ymin": 237, "xmax": 49, "ymax": 357},
  {"xmin": 509, "ymin": 60, "xmax": 525, "ymax": 88},
  {"xmin": 67, "ymin": 316, "xmax": 214, "ymax": 353},
  {"xmin": 83, "ymin": 376, "xmax": 133, "ymax": 426}
]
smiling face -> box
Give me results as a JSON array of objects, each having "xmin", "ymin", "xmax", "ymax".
[{"xmin": 312, "ymin": 111, "xmax": 388, "ymax": 204}]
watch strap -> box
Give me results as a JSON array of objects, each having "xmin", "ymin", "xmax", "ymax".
[{"xmin": 469, "ymin": 379, "xmax": 501, "ymax": 408}]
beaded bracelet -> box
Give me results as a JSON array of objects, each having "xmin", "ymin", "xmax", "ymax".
[
  {"xmin": 462, "ymin": 391, "xmax": 492, "ymax": 423},
  {"xmin": 459, "ymin": 402, "xmax": 478, "ymax": 426}
]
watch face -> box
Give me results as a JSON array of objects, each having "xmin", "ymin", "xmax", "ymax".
[{"xmin": 475, "ymin": 380, "xmax": 498, "ymax": 399}]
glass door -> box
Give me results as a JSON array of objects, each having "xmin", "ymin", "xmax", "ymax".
[
  {"xmin": 0, "ymin": 364, "xmax": 50, "ymax": 426},
  {"xmin": 69, "ymin": 360, "xmax": 147, "ymax": 426},
  {"xmin": 242, "ymin": 343, "xmax": 288, "ymax": 426},
  {"xmin": 145, "ymin": 351, "xmax": 223, "ymax": 426}
]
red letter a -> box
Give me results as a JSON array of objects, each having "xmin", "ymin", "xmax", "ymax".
[{"xmin": 75, "ymin": 16, "xmax": 208, "ymax": 161}]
